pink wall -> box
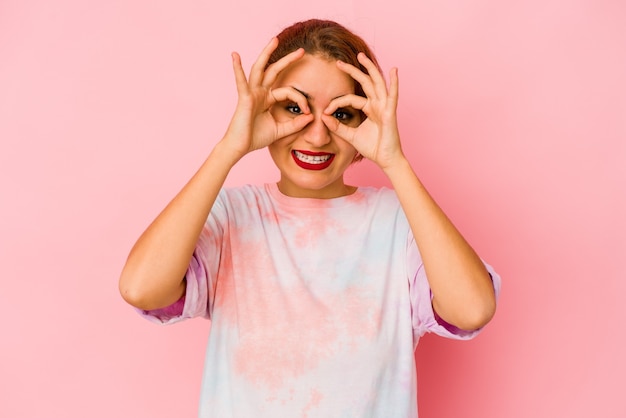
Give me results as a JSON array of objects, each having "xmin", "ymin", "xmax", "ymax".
[{"xmin": 1, "ymin": 1, "xmax": 624, "ymax": 416}]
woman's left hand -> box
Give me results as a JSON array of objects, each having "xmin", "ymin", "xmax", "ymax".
[{"xmin": 322, "ymin": 53, "xmax": 404, "ymax": 170}]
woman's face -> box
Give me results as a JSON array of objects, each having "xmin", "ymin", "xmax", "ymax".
[{"xmin": 269, "ymin": 54, "xmax": 361, "ymax": 199}]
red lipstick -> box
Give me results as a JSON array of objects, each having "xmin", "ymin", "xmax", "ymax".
[{"xmin": 291, "ymin": 150, "xmax": 335, "ymax": 170}]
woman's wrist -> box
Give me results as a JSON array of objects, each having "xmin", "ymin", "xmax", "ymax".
[
  {"xmin": 380, "ymin": 152, "xmax": 412, "ymax": 180},
  {"xmin": 211, "ymin": 137, "xmax": 248, "ymax": 168}
]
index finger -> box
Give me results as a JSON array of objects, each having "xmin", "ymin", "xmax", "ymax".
[
  {"xmin": 268, "ymin": 86, "xmax": 311, "ymax": 114},
  {"xmin": 336, "ymin": 60, "xmax": 377, "ymax": 99},
  {"xmin": 261, "ymin": 47, "xmax": 305, "ymax": 88},
  {"xmin": 248, "ymin": 37, "xmax": 279, "ymax": 87},
  {"xmin": 357, "ymin": 53, "xmax": 388, "ymax": 98}
]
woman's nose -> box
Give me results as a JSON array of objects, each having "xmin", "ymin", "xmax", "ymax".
[{"xmin": 303, "ymin": 114, "xmax": 331, "ymax": 147}]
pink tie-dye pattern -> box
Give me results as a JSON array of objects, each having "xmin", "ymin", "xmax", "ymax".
[
  {"xmin": 140, "ymin": 185, "xmax": 499, "ymax": 417},
  {"xmin": 293, "ymin": 212, "xmax": 347, "ymax": 249},
  {"xmin": 211, "ymin": 233, "xmax": 238, "ymax": 323},
  {"xmin": 301, "ymin": 388, "xmax": 323, "ymax": 418},
  {"xmin": 217, "ymin": 232, "xmax": 382, "ymax": 392}
]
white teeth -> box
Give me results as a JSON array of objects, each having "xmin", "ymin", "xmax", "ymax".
[{"xmin": 294, "ymin": 151, "xmax": 332, "ymax": 164}]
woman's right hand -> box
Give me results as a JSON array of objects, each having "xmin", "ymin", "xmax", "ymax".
[
  {"xmin": 221, "ymin": 38, "xmax": 313, "ymax": 159},
  {"xmin": 120, "ymin": 39, "xmax": 314, "ymax": 311}
]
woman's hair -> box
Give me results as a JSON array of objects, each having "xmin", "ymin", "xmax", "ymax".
[{"xmin": 267, "ymin": 19, "xmax": 379, "ymax": 99}]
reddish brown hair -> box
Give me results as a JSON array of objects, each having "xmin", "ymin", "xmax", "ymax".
[{"xmin": 267, "ymin": 19, "xmax": 379, "ymax": 99}]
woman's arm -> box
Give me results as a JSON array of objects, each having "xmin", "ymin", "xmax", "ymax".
[
  {"xmin": 118, "ymin": 143, "xmax": 240, "ymax": 311},
  {"xmin": 119, "ymin": 39, "xmax": 313, "ymax": 311},
  {"xmin": 323, "ymin": 54, "xmax": 496, "ymax": 331},
  {"xmin": 383, "ymin": 159, "xmax": 496, "ymax": 331}
]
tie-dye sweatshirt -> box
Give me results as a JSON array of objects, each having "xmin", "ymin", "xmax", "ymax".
[{"xmin": 140, "ymin": 183, "xmax": 501, "ymax": 417}]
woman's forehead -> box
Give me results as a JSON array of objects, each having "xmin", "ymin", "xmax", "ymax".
[{"xmin": 273, "ymin": 55, "xmax": 355, "ymax": 100}]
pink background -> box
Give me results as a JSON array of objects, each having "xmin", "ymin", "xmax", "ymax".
[{"xmin": 1, "ymin": 0, "xmax": 624, "ymax": 416}]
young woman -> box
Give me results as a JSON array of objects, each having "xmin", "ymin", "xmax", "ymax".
[{"xmin": 120, "ymin": 19, "xmax": 500, "ymax": 417}]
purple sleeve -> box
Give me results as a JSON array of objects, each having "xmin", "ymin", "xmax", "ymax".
[
  {"xmin": 136, "ymin": 195, "xmax": 227, "ymax": 324},
  {"xmin": 407, "ymin": 233, "xmax": 502, "ymax": 342},
  {"xmin": 136, "ymin": 243, "xmax": 212, "ymax": 324}
]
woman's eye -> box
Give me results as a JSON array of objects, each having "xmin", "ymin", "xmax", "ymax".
[
  {"xmin": 333, "ymin": 109, "xmax": 354, "ymax": 122},
  {"xmin": 286, "ymin": 104, "xmax": 302, "ymax": 115}
]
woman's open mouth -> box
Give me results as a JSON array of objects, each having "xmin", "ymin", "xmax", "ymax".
[{"xmin": 291, "ymin": 150, "xmax": 335, "ymax": 170}]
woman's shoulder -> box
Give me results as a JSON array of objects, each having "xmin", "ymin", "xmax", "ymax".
[
  {"xmin": 356, "ymin": 186, "xmax": 401, "ymax": 206},
  {"xmin": 357, "ymin": 185, "xmax": 397, "ymax": 198},
  {"xmin": 219, "ymin": 184, "xmax": 269, "ymax": 201}
]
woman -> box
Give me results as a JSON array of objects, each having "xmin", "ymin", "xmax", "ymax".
[{"xmin": 120, "ymin": 19, "xmax": 500, "ymax": 417}]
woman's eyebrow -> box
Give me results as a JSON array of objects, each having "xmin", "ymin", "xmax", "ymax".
[
  {"xmin": 291, "ymin": 86, "xmax": 348, "ymax": 102},
  {"xmin": 292, "ymin": 87, "xmax": 310, "ymax": 100}
]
